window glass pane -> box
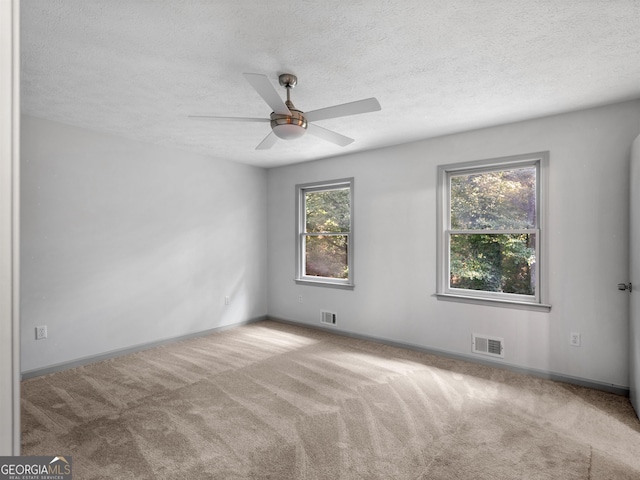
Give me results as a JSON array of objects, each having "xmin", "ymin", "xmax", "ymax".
[
  {"xmin": 305, "ymin": 188, "xmax": 350, "ymax": 233},
  {"xmin": 450, "ymin": 167, "xmax": 536, "ymax": 230},
  {"xmin": 450, "ymin": 233, "xmax": 536, "ymax": 295},
  {"xmin": 305, "ymin": 235, "xmax": 348, "ymax": 279}
]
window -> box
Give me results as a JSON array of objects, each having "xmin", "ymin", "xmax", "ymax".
[
  {"xmin": 437, "ymin": 153, "xmax": 549, "ymax": 309},
  {"xmin": 296, "ymin": 178, "xmax": 354, "ymax": 288}
]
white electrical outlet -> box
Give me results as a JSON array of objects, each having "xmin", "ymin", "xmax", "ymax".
[
  {"xmin": 298, "ymin": 295, "xmax": 303, "ymax": 303},
  {"xmin": 36, "ymin": 325, "xmax": 47, "ymax": 340},
  {"xmin": 570, "ymin": 332, "xmax": 581, "ymax": 347},
  {"xmin": 224, "ymin": 296, "xmax": 230, "ymax": 306}
]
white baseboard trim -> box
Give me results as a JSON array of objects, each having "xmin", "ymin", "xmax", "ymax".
[
  {"xmin": 21, "ymin": 315, "xmax": 266, "ymax": 380},
  {"xmin": 267, "ymin": 316, "xmax": 630, "ymax": 397}
]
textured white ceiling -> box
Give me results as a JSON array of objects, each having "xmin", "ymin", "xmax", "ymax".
[{"xmin": 21, "ymin": 1, "xmax": 640, "ymax": 168}]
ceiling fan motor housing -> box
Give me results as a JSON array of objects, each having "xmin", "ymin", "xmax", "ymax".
[{"xmin": 270, "ymin": 108, "xmax": 307, "ymax": 139}]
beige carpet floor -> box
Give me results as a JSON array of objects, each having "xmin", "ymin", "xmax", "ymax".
[{"xmin": 21, "ymin": 320, "xmax": 640, "ymax": 479}]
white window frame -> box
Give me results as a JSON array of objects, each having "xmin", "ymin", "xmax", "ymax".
[
  {"xmin": 295, "ymin": 178, "xmax": 354, "ymax": 289},
  {"xmin": 436, "ymin": 152, "xmax": 550, "ymax": 311}
]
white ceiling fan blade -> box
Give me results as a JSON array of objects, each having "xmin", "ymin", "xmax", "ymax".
[
  {"xmin": 307, "ymin": 123, "xmax": 354, "ymax": 147},
  {"xmin": 243, "ymin": 73, "xmax": 291, "ymax": 116},
  {"xmin": 305, "ymin": 97, "xmax": 381, "ymax": 122},
  {"xmin": 255, "ymin": 131, "xmax": 278, "ymax": 150},
  {"xmin": 188, "ymin": 115, "xmax": 269, "ymax": 123}
]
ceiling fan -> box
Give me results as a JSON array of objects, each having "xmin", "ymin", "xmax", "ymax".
[{"xmin": 189, "ymin": 73, "xmax": 381, "ymax": 150}]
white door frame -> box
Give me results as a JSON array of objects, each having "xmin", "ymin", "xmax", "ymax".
[
  {"xmin": 630, "ymin": 133, "xmax": 640, "ymax": 418},
  {"xmin": 0, "ymin": 0, "xmax": 21, "ymax": 455}
]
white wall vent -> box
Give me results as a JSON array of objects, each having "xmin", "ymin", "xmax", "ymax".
[
  {"xmin": 320, "ymin": 310, "xmax": 337, "ymax": 326},
  {"xmin": 472, "ymin": 334, "xmax": 504, "ymax": 358}
]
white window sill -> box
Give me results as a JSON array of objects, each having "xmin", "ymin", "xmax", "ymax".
[
  {"xmin": 295, "ymin": 279, "xmax": 355, "ymax": 290},
  {"xmin": 435, "ymin": 293, "xmax": 551, "ymax": 312}
]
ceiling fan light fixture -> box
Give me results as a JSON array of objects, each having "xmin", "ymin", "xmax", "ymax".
[
  {"xmin": 270, "ymin": 110, "xmax": 307, "ymax": 140},
  {"xmin": 273, "ymin": 123, "xmax": 307, "ymax": 140}
]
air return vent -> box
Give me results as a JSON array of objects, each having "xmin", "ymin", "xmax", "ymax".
[
  {"xmin": 472, "ymin": 334, "xmax": 504, "ymax": 358},
  {"xmin": 321, "ymin": 310, "xmax": 337, "ymax": 326}
]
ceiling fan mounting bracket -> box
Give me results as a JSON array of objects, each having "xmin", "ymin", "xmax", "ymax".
[{"xmin": 278, "ymin": 73, "xmax": 298, "ymax": 89}]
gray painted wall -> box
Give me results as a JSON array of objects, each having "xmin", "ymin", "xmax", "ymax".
[
  {"xmin": 267, "ymin": 100, "xmax": 640, "ymax": 389},
  {"xmin": 20, "ymin": 115, "xmax": 268, "ymax": 373}
]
